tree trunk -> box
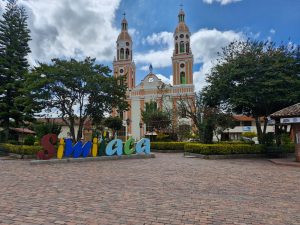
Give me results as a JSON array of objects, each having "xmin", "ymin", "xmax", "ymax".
[
  {"xmin": 255, "ymin": 116, "xmax": 263, "ymax": 144},
  {"xmin": 69, "ymin": 120, "xmax": 76, "ymax": 141},
  {"xmin": 262, "ymin": 117, "xmax": 268, "ymax": 137},
  {"xmin": 274, "ymin": 124, "xmax": 281, "ymax": 146},
  {"xmin": 3, "ymin": 118, "xmax": 9, "ymax": 141},
  {"xmin": 77, "ymin": 120, "xmax": 84, "ymax": 142}
]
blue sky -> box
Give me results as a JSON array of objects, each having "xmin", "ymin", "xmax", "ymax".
[
  {"xmin": 114, "ymin": 0, "xmax": 300, "ymax": 89},
  {"xmin": 1, "ymin": 0, "xmax": 299, "ymax": 90}
]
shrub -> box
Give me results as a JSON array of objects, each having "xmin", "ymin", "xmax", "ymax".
[
  {"xmin": 24, "ymin": 135, "xmax": 35, "ymax": 146},
  {"xmin": 151, "ymin": 142, "xmax": 186, "ymax": 150},
  {"xmin": 277, "ymin": 144, "xmax": 295, "ymax": 153},
  {"xmin": 242, "ymin": 132, "xmax": 257, "ymax": 139},
  {"xmin": 185, "ymin": 143, "xmax": 264, "ymax": 155},
  {"xmin": 0, "ymin": 144, "xmax": 42, "ymax": 155}
]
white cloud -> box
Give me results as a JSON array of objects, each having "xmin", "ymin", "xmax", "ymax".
[
  {"xmin": 203, "ymin": 0, "xmax": 242, "ymax": 5},
  {"xmin": 15, "ymin": 0, "xmax": 121, "ymax": 65},
  {"xmin": 156, "ymin": 74, "xmax": 173, "ymax": 85},
  {"xmin": 270, "ymin": 29, "xmax": 276, "ymax": 35},
  {"xmin": 142, "ymin": 31, "xmax": 173, "ymax": 46},
  {"xmin": 136, "ymin": 28, "xmax": 243, "ymax": 91},
  {"xmin": 135, "ymin": 48, "xmax": 173, "ymax": 68}
]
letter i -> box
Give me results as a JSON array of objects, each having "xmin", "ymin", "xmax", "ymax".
[
  {"xmin": 92, "ymin": 138, "xmax": 98, "ymax": 157},
  {"xmin": 57, "ymin": 138, "xmax": 65, "ymax": 159}
]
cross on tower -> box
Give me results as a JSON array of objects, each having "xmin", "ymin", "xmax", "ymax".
[{"xmin": 179, "ymin": 3, "xmax": 183, "ymax": 9}]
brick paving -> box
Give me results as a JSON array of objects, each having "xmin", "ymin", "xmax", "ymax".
[{"xmin": 0, "ymin": 153, "xmax": 300, "ymax": 225}]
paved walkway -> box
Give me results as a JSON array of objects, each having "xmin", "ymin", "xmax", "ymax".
[{"xmin": 0, "ymin": 154, "xmax": 300, "ymax": 225}]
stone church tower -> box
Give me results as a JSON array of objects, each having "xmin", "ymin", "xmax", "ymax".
[
  {"xmin": 172, "ymin": 9, "xmax": 194, "ymax": 86},
  {"xmin": 113, "ymin": 15, "xmax": 136, "ymax": 90}
]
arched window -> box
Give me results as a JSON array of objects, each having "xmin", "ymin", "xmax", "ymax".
[
  {"xmin": 120, "ymin": 48, "xmax": 124, "ymax": 59},
  {"xmin": 175, "ymin": 43, "xmax": 178, "ymax": 54},
  {"xmin": 180, "ymin": 72, "xmax": 186, "ymax": 84},
  {"xmin": 117, "ymin": 50, "xmax": 119, "ymax": 60},
  {"xmin": 180, "ymin": 41, "xmax": 185, "ymax": 53},
  {"xmin": 125, "ymin": 48, "xmax": 130, "ymax": 59},
  {"xmin": 186, "ymin": 42, "xmax": 189, "ymax": 53}
]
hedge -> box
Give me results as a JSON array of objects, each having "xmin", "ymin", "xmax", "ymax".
[
  {"xmin": 151, "ymin": 142, "xmax": 186, "ymax": 150},
  {"xmin": 0, "ymin": 144, "xmax": 42, "ymax": 155},
  {"xmin": 184, "ymin": 143, "xmax": 263, "ymax": 155},
  {"xmin": 185, "ymin": 143, "xmax": 295, "ymax": 155}
]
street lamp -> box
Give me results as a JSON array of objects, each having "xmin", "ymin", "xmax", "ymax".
[
  {"xmin": 139, "ymin": 122, "xmax": 143, "ymax": 138},
  {"xmin": 126, "ymin": 118, "xmax": 131, "ymax": 140}
]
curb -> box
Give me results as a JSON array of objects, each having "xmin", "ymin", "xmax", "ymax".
[
  {"xmin": 184, "ymin": 152, "xmax": 266, "ymax": 160},
  {"xmin": 30, "ymin": 153, "xmax": 156, "ymax": 165},
  {"xmin": 268, "ymin": 159, "xmax": 300, "ymax": 168}
]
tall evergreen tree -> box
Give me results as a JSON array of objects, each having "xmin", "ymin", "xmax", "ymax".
[{"xmin": 0, "ymin": 0, "xmax": 31, "ymax": 141}]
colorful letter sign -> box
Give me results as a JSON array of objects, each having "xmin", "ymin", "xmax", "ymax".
[{"xmin": 36, "ymin": 134, "xmax": 151, "ymax": 160}]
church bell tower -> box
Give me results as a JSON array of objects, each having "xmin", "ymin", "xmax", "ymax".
[
  {"xmin": 172, "ymin": 8, "xmax": 194, "ymax": 86},
  {"xmin": 113, "ymin": 14, "xmax": 136, "ymax": 90}
]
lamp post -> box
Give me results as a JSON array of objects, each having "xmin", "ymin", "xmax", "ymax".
[
  {"xmin": 126, "ymin": 118, "xmax": 131, "ymax": 140},
  {"xmin": 139, "ymin": 122, "xmax": 143, "ymax": 138}
]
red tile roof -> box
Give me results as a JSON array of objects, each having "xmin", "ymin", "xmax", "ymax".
[
  {"xmin": 232, "ymin": 115, "xmax": 255, "ymax": 122},
  {"xmin": 10, "ymin": 128, "xmax": 36, "ymax": 134},
  {"xmin": 271, "ymin": 103, "xmax": 300, "ymax": 118}
]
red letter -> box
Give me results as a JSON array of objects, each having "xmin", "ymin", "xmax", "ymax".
[{"xmin": 37, "ymin": 134, "xmax": 58, "ymax": 160}]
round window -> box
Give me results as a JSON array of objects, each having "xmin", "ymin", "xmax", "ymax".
[
  {"xmin": 126, "ymin": 42, "xmax": 130, "ymax": 46},
  {"xmin": 186, "ymin": 34, "xmax": 189, "ymax": 39},
  {"xmin": 180, "ymin": 34, "xmax": 184, "ymax": 38},
  {"xmin": 180, "ymin": 63, "xmax": 185, "ymax": 68},
  {"xmin": 175, "ymin": 36, "xmax": 178, "ymax": 40},
  {"xmin": 120, "ymin": 69, "xmax": 124, "ymax": 73}
]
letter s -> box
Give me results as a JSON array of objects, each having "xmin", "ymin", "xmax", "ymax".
[{"xmin": 37, "ymin": 134, "xmax": 58, "ymax": 160}]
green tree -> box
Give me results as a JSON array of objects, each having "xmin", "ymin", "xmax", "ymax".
[
  {"xmin": 141, "ymin": 101, "xmax": 171, "ymax": 132},
  {"xmin": 0, "ymin": 0, "xmax": 32, "ymax": 141},
  {"xmin": 204, "ymin": 40, "xmax": 300, "ymax": 143},
  {"xmin": 27, "ymin": 57, "xmax": 129, "ymax": 141},
  {"xmin": 33, "ymin": 121, "xmax": 62, "ymax": 141},
  {"xmin": 177, "ymin": 92, "xmax": 234, "ymax": 143},
  {"xmin": 103, "ymin": 116, "xmax": 123, "ymax": 138}
]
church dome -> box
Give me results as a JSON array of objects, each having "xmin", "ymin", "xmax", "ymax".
[
  {"xmin": 117, "ymin": 31, "xmax": 132, "ymax": 42},
  {"xmin": 175, "ymin": 22, "xmax": 190, "ymax": 33},
  {"xmin": 175, "ymin": 9, "xmax": 190, "ymax": 33},
  {"xmin": 117, "ymin": 15, "xmax": 132, "ymax": 42}
]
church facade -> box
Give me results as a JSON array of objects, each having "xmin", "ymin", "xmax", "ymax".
[{"xmin": 113, "ymin": 9, "xmax": 195, "ymax": 140}]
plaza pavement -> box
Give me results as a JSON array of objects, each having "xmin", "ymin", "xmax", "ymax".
[{"xmin": 0, "ymin": 153, "xmax": 300, "ymax": 225}]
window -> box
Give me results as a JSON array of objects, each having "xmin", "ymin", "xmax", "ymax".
[
  {"xmin": 125, "ymin": 48, "xmax": 130, "ymax": 59},
  {"xmin": 180, "ymin": 63, "xmax": 185, "ymax": 68},
  {"xmin": 175, "ymin": 43, "xmax": 178, "ymax": 54},
  {"xmin": 120, "ymin": 48, "xmax": 124, "ymax": 59},
  {"xmin": 180, "ymin": 72, "xmax": 186, "ymax": 84},
  {"xmin": 186, "ymin": 42, "xmax": 189, "ymax": 53},
  {"xmin": 180, "ymin": 41, "xmax": 185, "ymax": 53},
  {"xmin": 180, "ymin": 34, "xmax": 184, "ymax": 38},
  {"xmin": 126, "ymin": 42, "xmax": 130, "ymax": 46}
]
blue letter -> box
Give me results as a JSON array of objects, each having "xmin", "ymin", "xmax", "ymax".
[
  {"xmin": 136, "ymin": 138, "xmax": 150, "ymax": 154},
  {"xmin": 105, "ymin": 139, "xmax": 123, "ymax": 156}
]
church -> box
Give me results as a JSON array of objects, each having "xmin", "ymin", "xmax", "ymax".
[{"xmin": 112, "ymin": 9, "xmax": 195, "ymax": 140}]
